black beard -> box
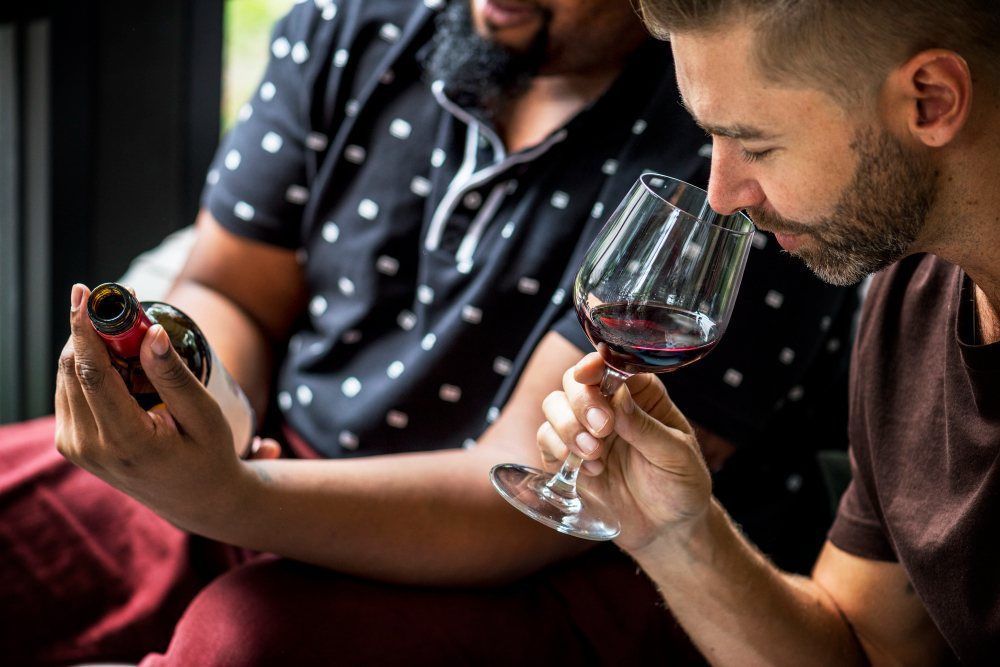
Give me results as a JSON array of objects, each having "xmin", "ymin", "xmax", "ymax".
[{"xmin": 419, "ymin": 1, "xmax": 549, "ymax": 117}]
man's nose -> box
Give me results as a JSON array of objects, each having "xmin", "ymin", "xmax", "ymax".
[{"xmin": 706, "ymin": 142, "xmax": 766, "ymax": 215}]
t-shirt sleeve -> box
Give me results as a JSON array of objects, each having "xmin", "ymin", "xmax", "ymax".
[
  {"xmin": 828, "ymin": 448, "xmax": 898, "ymax": 561},
  {"xmin": 202, "ymin": 4, "xmax": 328, "ymax": 248}
]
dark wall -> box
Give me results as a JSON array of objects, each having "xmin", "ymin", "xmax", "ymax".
[{"xmin": 0, "ymin": 0, "xmax": 223, "ymax": 422}]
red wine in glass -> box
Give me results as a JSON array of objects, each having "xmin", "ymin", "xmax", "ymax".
[
  {"xmin": 491, "ymin": 173, "xmax": 754, "ymax": 541},
  {"xmin": 580, "ymin": 302, "xmax": 719, "ymax": 376}
]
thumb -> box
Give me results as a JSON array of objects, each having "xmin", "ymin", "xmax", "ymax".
[
  {"xmin": 140, "ymin": 324, "xmax": 223, "ymax": 441},
  {"xmin": 247, "ymin": 437, "xmax": 282, "ymax": 460},
  {"xmin": 608, "ymin": 385, "xmax": 699, "ymax": 472}
]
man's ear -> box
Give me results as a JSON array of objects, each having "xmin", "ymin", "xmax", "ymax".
[{"xmin": 884, "ymin": 49, "xmax": 972, "ymax": 148}]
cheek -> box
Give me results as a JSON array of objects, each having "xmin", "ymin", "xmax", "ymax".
[{"xmin": 762, "ymin": 150, "xmax": 854, "ymax": 222}]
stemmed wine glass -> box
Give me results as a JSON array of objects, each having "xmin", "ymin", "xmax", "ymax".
[{"xmin": 490, "ymin": 173, "xmax": 754, "ymax": 540}]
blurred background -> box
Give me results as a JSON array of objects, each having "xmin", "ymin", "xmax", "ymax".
[{"xmin": 0, "ymin": 0, "xmax": 295, "ymax": 424}]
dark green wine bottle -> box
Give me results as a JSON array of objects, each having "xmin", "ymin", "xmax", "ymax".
[{"xmin": 87, "ymin": 282, "xmax": 255, "ymax": 457}]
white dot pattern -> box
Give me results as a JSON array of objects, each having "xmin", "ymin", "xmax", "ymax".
[
  {"xmin": 339, "ymin": 431, "xmax": 359, "ymax": 450},
  {"xmin": 261, "ymin": 132, "xmax": 283, "ymax": 153},
  {"xmin": 260, "ymin": 82, "xmax": 276, "ymax": 101},
  {"xmin": 550, "ymin": 191, "xmax": 570, "ymax": 209},
  {"xmin": 493, "ymin": 357, "xmax": 512, "ymax": 376},
  {"xmin": 461, "ymin": 305, "xmax": 482, "ymax": 324},
  {"xmin": 439, "ymin": 384, "xmax": 462, "ymax": 402},
  {"xmin": 278, "ymin": 391, "xmax": 293, "ymax": 411},
  {"xmin": 779, "ymin": 348, "xmax": 795, "ymax": 365},
  {"xmin": 333, "ymin": 49, "xmax": 349, "ymax": 67},
  {"xmin": 410, "ymin": 176, "xmax": 432, "ymax": 197},
  {"xmin": 271, "ymin": 37, "xmax": 291, "ymax": 59},
  {"xmin": 517, "ymin": 277, "xmax": 540, "ymax": 295},
  {"xmin": 322, "ymin": 221, "xmax": 340, "ymax": 243},
  {"xmin": 309, "ymin": 295, "xmax": 327, "ymax": 317},
  {"xmin": 601, "ymin": 159, "xmax": 618, "ymax": 175},
  {"xmin": 420, "ymin": 333, "xmax": 437, "ymax": 350},
  {"xmin": 376, "ymin": 255, "xmax": 399, "ymax": 276},
  {"xmin": 342, "ymin": 377, "xmax": 362, "ymax": 397},
  {"xmin": 234, "ymin": 201, "xmax": 255, "ymax": 221},
  {"xmin": 590, "ymin": 202, "xmax": 605, "ymax": 219},
  {"xmin": 338, "ymin": 276, "xmax": 356, "ymax": 296},
  {"xmin": 386, "ymin": 410, "xmax": 408, "ymax": 428},
  {"xmin": 224, "ymin": 149, "xmax": 242, "ymax": 170},
  {"xmin": 430, "ymin": 148, "xmax": 446, "ymax": 168},
  {"xmin": 397, "ymin": 310, "xmax": 417, "ymax": 331},
  {"xmin": 723, "ymin": 369, "xmax": 743, "ymax": 387},
  {"xmin": 389, "ymin": 118, "xmax": 412, "ymax": 140},
  {"xmin": 345, "ymin": 99, "xmax": 360, "ymax": 117},
  {"xmin": 486, "ymin": 407, "xmax": 500, "ymax": 423},
  {"xmin": 417, "ymin": 285, "xmax": 434, "ymax": 304},
  {"xmin": 501, "ymin": 221, "xmax": 515, "ymax": 238},
  {"xmin": 291, "ymin": 41, "xmax": 310, "ymax": 64},
  {"xmin": 358, "ymin": 198, "xmax": 379, "ymax": 220},
  {"xmin": 286, "ymin": 185, "xmax": 309, "ymax": 204},
  {"xmin": 306, "ymin": 132, "xmax": 329, "ymax": 151},
  {"xmin": 296, "ymin": 384, "xmax": 314, "ymax": 406},
  {"xmin": 345, "ymin": 145, "xmax": 367, "ymax": 164},
  {"xmin": 387, "ymin": 361, "xmax": 405, "ymax": 379},
  {"xmin": 764, "ymin": 290, "xmax": 785, "ymax": 309},
  {"xmin": 379, "ymin": 23, "xmax": 401, "ymax": 43}
]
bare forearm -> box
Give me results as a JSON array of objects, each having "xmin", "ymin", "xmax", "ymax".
[
  {"xmin": 634, "ymin": 500, "xmax": 866, "ymax": 666},
  {"xmin": 185, "ymin": 447, "xmax": 587, "ymax": 586},
  {"xmin": 165, "ymin": 279, "xmax": 273, "ymax": 417}
]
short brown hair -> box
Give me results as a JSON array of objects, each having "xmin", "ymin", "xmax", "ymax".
[{"xmin": 638, "ymin": 0, "xmax": 1000, "ymax": 103}]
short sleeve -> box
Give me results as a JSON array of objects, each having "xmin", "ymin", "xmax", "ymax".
[
  {"xmin": 202, "ymin": 4, "xmax": 328, "ymax": 248},
  {"xmin": 552, "ymin": 307, "xmax": 589, "ymax": 353},
  {"xmin": 828, "ymin": 448, "xmax": 897, "ymax": 561}
]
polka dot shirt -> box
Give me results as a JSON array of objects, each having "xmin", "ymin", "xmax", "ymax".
[{"xmin": 203, "ymin": 0, "xmax": 860, "ymax": 458}]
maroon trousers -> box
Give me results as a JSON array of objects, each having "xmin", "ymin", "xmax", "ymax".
[{"xmin": 0, "ymin": 417, "xmax": 701, "ymax": 666}]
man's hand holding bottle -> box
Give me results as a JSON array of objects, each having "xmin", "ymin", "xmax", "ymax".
[{"xmin": 54, "ymin": 283, "xmax": 280, "ymax": 533}]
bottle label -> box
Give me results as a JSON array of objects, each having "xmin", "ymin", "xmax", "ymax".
[{"xmin": 204, "ymin": 349, "xmax": 256, "ymax": 458}]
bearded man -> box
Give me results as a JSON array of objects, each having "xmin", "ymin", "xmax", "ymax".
[{"xmin": 539, "ymin": 1, "xmax": 1000, "ymax": 664}]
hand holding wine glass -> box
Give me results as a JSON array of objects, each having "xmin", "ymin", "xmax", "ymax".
[
  {"xmin": 491, "ymin": 174, "xmax": 753, "ymax": 541},
  {"xmin": 536, "ymin": 352, "xmax": 715, "ymax": 553}
]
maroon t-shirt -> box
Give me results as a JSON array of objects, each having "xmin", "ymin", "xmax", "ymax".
[{"xmin": 829, "ymin": 253, "xmax": 1000, "ymax": 664}]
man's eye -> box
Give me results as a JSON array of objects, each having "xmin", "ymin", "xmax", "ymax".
[{"xmin": 740, "ymin": 147, "xmax": 774, "ymax": 163}]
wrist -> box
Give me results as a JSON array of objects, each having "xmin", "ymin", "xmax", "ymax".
[{"xmin": 628, "ymin": 498, "xmax": 727, "ymax": 574}]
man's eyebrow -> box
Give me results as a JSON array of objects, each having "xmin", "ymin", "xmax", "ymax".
[{"xmin": 678, "ymin": 97, "xmax": 777, "ymax": 141}]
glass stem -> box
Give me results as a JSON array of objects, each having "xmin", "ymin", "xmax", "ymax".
[{"xmin": 545, "ymin": 365, "xmax": 629, "ymax": 499}]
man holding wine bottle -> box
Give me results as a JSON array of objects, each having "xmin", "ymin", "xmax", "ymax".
[
  {"xmin": 538, "ymin": 0, "xmax": 1000, "ymax": 664},
  {"xmin": 0, "ymin": 0, "xmax": 857, "ymax": 663}
]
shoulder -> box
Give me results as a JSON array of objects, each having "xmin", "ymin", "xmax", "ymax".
[
  {"xmin": 273, "ymin": 0, "xmax": 430, "ymax": 46},
  {"xmin": 857, "ymin": 254, "xmax": 959, "ymax": 354}
]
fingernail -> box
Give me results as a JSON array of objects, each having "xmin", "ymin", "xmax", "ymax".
[
  {"xmin": 582, "ymin": 459, "xmax": 605, "ymax": 476},
  {"xmin": 150, "ymin": 325, "xmax": 170, "ymax": 356},
  {"xmin": 575, "ymin": 431, "xmax": 599, "ymax": 455},
  {"xmin": 586, "ymin": 408, "xmax": 608, "ymax": 433},
  {"xmin": 622, "ymin": 391, "xmax": 635, "ymax": 415},
  {"xmin": 71, "ymin": 284, "xmax": 84, "ymax": 311}
]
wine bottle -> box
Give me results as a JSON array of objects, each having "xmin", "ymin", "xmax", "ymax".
[{"xmin": 86, "ymin": 282, "xmax": 255, "ymax": 458}]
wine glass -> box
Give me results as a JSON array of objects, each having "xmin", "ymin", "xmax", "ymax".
[{"xmin": 490, "ymin": 173, "xmax": 754, "ymax": 540}]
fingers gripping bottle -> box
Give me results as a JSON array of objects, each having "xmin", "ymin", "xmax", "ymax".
[{"xmin": 86, "ymin": 282, "xmax": 255, "ymax": 457}]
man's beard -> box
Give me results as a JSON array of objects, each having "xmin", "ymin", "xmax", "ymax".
[
  {"xmin": 419, "ymin": 1, "xmax": 550, "ymax": 116},
  {"xmin": 748, "ymin": 128, "xmax": 937, "ymax": 286}
]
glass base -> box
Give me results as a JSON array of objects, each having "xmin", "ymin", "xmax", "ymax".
[{"xmin": 490, "ymin": 463, "xmax": 620, "ymax": 541}]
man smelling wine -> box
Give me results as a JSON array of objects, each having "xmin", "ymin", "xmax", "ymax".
[
  {"xmin": 538, "ymin": 0, "xmax": 1000, "ymax": 664},
  {"xmin": 0, "ymin": 0, "xmax": 855, "ymax": 663}
]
